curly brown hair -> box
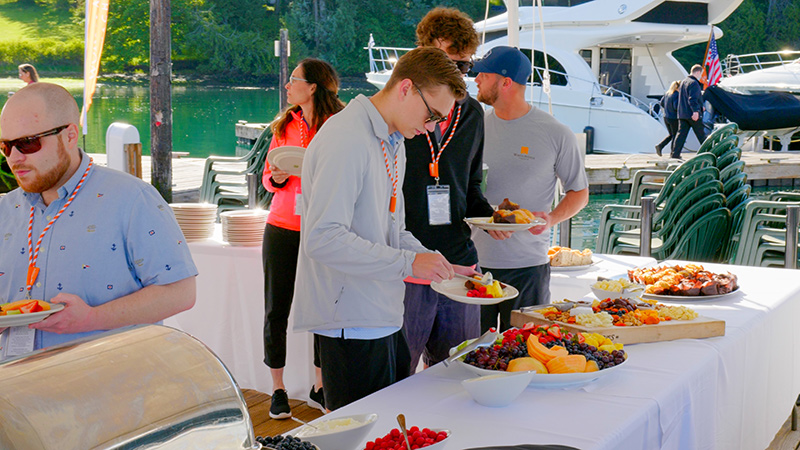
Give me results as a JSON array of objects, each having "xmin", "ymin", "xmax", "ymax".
[
  {"xmin": 271, "ymin": 58, "xmax": 345, "ymax": 140},
  {"xmin": 416, "ymin": 7, "xmax": 479, "ymax": 56},
  {"xmin": 385, "ymin": 47, "xmax": 467, "ymax": 101}
]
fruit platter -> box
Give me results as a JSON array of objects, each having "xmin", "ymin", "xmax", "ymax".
[
  {"xmin": 0, "ymin": 300, "xmax": 65, "ymax": 327},
  {"xmin": 431, "ymin": 273, "xmax": 519, "ymax": 306},
  {"xmin": 510, "ymin": 297, "xmax": 725, "ymax": 344},
  {"xmin": 451, "ymin": 325, "xmax": 628, "ymax": 387},
  {"xmin": 628, "ymin": 264, "xmax": 739, "ymax": 300}
]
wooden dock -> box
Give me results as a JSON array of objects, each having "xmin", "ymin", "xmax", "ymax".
[{"xmin": 84, "ymin": 148, "xmax": 800, "ymax": 203}]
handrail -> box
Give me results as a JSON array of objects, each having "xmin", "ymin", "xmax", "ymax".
[
  {"xmin": 723, "ymin": 50, "xmax": 800, "ymax": 77},
  {"xmin": 365, "ymin": 42, "xmax": 658, "ymax": 117}
]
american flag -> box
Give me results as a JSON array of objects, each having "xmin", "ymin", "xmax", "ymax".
[{"xmin": 704, "ymin": 32, "xmax": 722, "ymax": 87}]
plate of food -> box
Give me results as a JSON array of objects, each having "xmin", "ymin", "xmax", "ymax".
[
  {"xmin": 464, "ymin": 198, "xmax": 545, "ymax": 231},
  {"xmin": 449, "ymin": 326, "xmax": 628, "ymax": 388},
  {"xmin": 267, "ymin": 145, "xmax": 306, "ymax": 177},
  {"xmin": 0, "ymin": 300, "xmax": 65, "ymax": 327},
  {"xmin": 548, "ymin": 246, "xmax": 597, "ymax": 271},
  {"xmin": 628, "ymin": 264, "xmax": 740, "ymax": 302},
  {"xmin": 431, "ymin": 273, "xmax": 519, "ymax": 305}
]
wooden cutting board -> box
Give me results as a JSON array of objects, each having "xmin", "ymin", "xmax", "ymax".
[{"xmin": 510, "ymin": 309, "xmax": 725, "ymax": 344}]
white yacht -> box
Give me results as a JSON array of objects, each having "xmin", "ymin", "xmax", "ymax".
[
  {"xmin": 720, "ymin": 50, "xmax": 800, "ymax": 96},
  {"xmin": 366, "ymin": 0, "xmax": 744, "ymax": 154}
]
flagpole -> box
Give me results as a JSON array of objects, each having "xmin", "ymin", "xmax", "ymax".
[{"xmin": 700, "ymin": 26, "xmax": 714, "ymax": 88}]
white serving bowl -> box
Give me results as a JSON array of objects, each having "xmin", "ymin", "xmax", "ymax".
[
  {"xmin": 461, "ymin": 370, "xmax": 535, "ymax": 407},
  {"xmin": 292, "ymin": 413, "xmax": 378, "ymax": 450}
]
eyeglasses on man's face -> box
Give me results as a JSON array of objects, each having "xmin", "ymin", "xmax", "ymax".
[
  {"xmin": 454, "ymin": 59, "xmax": 474, "ymax": 75},
  {"xmin": 1, "ymin": 125, "xmax": 69, "ymax": 158},
  {"xmin": 415, "ymin": 86, "xmax": 447, "ymax": 124}
]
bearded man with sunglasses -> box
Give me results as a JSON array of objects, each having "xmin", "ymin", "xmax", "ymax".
[
  {"xmin": 0, "ymin": 83, "xmax": 197, "ymax": 357},
  {"xmin": 400, "ymin": 8, "xmax": 509, "ymax": 372}
]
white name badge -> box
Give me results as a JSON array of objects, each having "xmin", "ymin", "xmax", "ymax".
[
  {"xmin": 1, "ymin": 326, "xmax": 35, "ymax": 360},
  {"xmin": 427, "ymin": 185, "xmax": 451, "ymax": 226},
  {"xmin": 294, "ymin": 191, "xmax": 303, "ymax": 216}
]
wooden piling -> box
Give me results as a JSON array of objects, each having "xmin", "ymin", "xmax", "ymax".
[{"xmin": 150, "ymin": 0, "xmax": 173, "ymax": 202}]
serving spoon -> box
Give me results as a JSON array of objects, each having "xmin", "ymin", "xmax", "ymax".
[{"xmin": 397, "ymin": 414, "xmax": 412, "ymax": 450}]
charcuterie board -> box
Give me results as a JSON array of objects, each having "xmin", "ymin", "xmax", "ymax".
[{"xmin": 510, "ymin": 309, "xmax": 725, "ymax": 345}]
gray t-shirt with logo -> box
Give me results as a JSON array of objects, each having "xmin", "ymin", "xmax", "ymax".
[{"xmin": 472, "ymin": 105, "xmax": 588, "ymax": 268}]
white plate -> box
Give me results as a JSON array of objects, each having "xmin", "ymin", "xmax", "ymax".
[
  {"xmin": 267, "ymin": 145, "xmax": 306, "ymax": 176},
  {"xmin": 0, "ymin": 303, "xmax": 65, "ymax": 327},
  {"xmin": 454, "ymin": 356, "xmax": 627, "ymax": 388},
  {"xmin": 550, "ymin": 260, "xmax": 598, "ymax": 272},
  {"xmin": 642, "ymin": 287, "xmax": 741, "ymax": 303},
  {"xmin": 430, "ymin": 278, "xmax": 519, "ymax": 305},
  {"xmin": 463, "ymin": 217, "xmax": 545, "ymax": 231}
]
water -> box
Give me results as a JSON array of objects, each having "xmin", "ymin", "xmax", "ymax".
[{"xmin": 60, "ymin": 83, "xmax": 378, "ymax": 158}]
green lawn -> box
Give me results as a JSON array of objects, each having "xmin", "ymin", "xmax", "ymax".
[
  {"xmin": 0, "ymin": 0, "xmax": 81, "ymax": 42},
  {"xmin": 0, "ymin": 77, "xmax": 84, "ymax": 91}
]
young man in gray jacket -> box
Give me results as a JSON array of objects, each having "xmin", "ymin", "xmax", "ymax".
[{"xmin": 292, "ymin": 47, "xmax": 473, "ymax": 410}]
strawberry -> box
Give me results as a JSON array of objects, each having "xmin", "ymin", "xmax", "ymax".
[{"xmin": 547, "ymin": 325, "xmax": 562, "ymax": 339}]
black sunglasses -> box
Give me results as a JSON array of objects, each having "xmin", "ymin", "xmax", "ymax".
[
  {"xmin": 454, "ymin": 59, "xmax": 474, "ymax": 75},
  {"xmin": 1, "ymin": 125, "xmax": 69, "ymax": 158},
  {"xmin": 415, "ymin": 86, "xmax": 447, "ymax": 124}
]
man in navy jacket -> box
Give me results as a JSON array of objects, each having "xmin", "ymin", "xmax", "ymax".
[{"xmin": 671, "ymin": 64, "xmax": 706, "ymax": 159}]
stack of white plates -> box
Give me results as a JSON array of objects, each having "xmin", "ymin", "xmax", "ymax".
[
  {"xmin": 220, "ymin": 209, "xmax": 269, "ymax": 246},
  {"xmin": 170, "ymin": 203, "xmax": 218, "ymax": 242}
]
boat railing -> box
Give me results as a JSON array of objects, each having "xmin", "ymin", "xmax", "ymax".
[
  {"xmin": 365, "ymin": 40, "xmax": 657, "ymax": 117},
  {"xmin": 723, "ymin": 50, "xmax": 800, "ymax": 77}
]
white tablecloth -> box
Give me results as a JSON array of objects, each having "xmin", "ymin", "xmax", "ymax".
[
  {"xmin": 319, "ymin": 260, "xmax": 800, "ymax": 450},
  {"xmin": 164, "ymin": 229, "xmax": 316, "ymax": 400}
]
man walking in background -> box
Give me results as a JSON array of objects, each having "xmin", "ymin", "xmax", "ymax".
[{"xmin": 672, "ymin": 64, "xmax": 706, "ymax": 159}]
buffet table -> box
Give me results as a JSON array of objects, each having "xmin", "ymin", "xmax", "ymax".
[
  {"xmin": 163, "ymin": 230, "xmax": 316, "ymax": 400},
  {"xmin": 320, "ymin": 262, "xmax": 800, "ymax": 450}
]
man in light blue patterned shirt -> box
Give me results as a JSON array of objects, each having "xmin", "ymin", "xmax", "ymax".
[{"xmin": 0, "ymin": 83, "xmax": 197, "ymax": 352}]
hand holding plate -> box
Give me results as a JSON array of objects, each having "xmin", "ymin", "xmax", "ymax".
[{"xmin": 270, "ymin": 167, "xmax": 291, "ymax": 184}]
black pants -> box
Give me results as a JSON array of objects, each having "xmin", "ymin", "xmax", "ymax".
[
  {"xmin": 317, "ymin": 330, "xmax": 411, "ymax": 411},
  {"xmin": 262, "ymin": 223, "xmax": 320, "ymax": 369},
  {"xmin": 657, "ymin": 118, "xmax": 679, "ymax": 153},
  {"xmin": 672, "ymin": 117, "xmax": 706, "ymax": 158},
  {"xmin": 480, "ymin": 264, "xmax": 551, "ymax": 333}
]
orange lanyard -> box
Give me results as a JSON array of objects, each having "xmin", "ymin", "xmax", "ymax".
[
  {"xmin": 426, "ymin": 105, "xmax": 461, "ymax": 179},
  {"xmin": 26, "ymin": 159, "xmax": 93, "ymax": 295},
  {"xmin": 299, "ymin": 117, "xmax": 308, "ymax": 148},
  {"xmin": 380, "ymin": 140, "xmax": 399, "ymax": 214}
]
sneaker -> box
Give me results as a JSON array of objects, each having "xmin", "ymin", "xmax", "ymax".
[
  {"xmin": 269, "ymin": 389, "xmax": 292, "ymax": 419},
  {"xmin": 655, "ymin": 145, "xmax": 662, "ymax": 157},
  {"xmin": 308, "ymin": 386, "xmax": 326, "ymax": 413}
]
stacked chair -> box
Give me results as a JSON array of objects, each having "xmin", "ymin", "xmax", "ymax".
[
  {"xmin": 732, "ymin": 193, "xmax": 800, "ymax": 267},
  {"xmin": 199, "ymin": 126, "xmax": 274, "ymax": 214},
  {"xmin": 596, "ymin": 123, "xmax": 747, "ymax": 263}
]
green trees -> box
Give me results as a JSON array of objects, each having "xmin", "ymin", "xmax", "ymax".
[{"xmin": 285, "ymin": 0, "xmax": 488, "ymax": 76}]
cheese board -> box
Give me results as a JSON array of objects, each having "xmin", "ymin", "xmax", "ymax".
[{"xmin": 510, "ymin": 309, "xmax": 725, "ymax": 345}]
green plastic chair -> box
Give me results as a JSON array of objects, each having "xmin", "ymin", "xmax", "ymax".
[
  {"xmin": 709, "ymin": 134, "xmax": 740, "ymax": 159},
  {"xmin": 725, "ymin": 184, "xmax": 751, "ymax": 210},
  {"xmin": 200, "ymin": 127, "xmax": 274, "ymax": 212},
  {"xmin": 612, "ymin": 191, "xmax": 726, "ymax": 258},
  {"xmin": 720, "ymin": 160, "xmax": 745, "ymax": 183},
  {"xmin": 626, "ymin": 169, "xmax": 671, "ymax": 206},
  {"xmin": 734, "ymin": 200, "xmax": 800, "ymax": 266},
  {"xmin": 597, "ymin": 175, "xmax": 721, "ymax": 253},
  {"xmin": 698, "ymin": 122, "xmax": 739, "ymax": 153},
  {"xmin": 769, "ymin": 192, "xmax": 800, "ymax": 202},
  {"xmin": 721, "ymin": 199, "xmax": 751, "ymax": 263},
  {"xmin": 723, "ymin": 172, "xmax": 748, "ymax": 197},
  {"xmin": 662, "ymin": 208, "xmax": 731, "ymax": 262},
  {"xmin": 718, "ymin": 148, "xmax": 742, "ymax": 170}
]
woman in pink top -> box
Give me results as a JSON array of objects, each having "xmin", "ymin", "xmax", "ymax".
[
  {"xmin": 18, "ymin": 64, "xmax": 39, "ymax": 84},
  {"xmin": 261, "ymin": 58, "xmax": 345, "ymax": 419}
]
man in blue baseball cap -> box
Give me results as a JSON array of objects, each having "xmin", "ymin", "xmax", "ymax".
[{"xmin": 471, "ymin": 46, "xmax": 589, "ymax": 332}]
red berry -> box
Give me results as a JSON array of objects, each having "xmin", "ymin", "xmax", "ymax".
[{"xmin": 366, "ymin": 442, "xmax": 375, "ymax": 450}]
